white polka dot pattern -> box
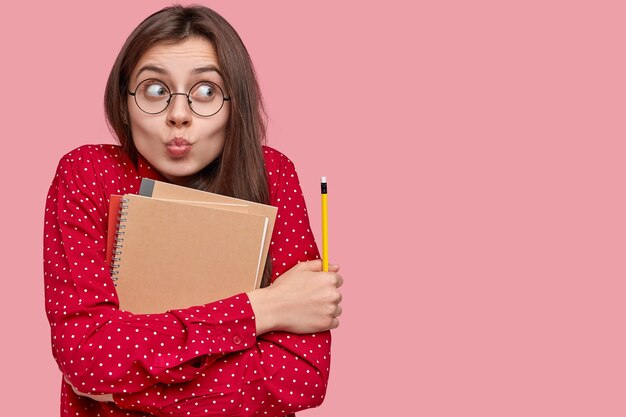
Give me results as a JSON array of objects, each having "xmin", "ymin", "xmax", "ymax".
[{"xmin": 43, "ymin": 145, "xmax": 329, "ymax": 416}]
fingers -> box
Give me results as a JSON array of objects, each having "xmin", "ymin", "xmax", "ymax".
[
  {"xmin": 63, "ymin": 377, "xmax": 79, "ymax": 395},
  {"xmin": 322, "ymin": 271, "xmax": 343, "ymax": 290},
  {"xmin": 334, "ymin": 304, "xmax": 343, "ymax": 317},
  {"xmin": 334, "ymin": 273, "xmax": 344, "ymax": 288}
]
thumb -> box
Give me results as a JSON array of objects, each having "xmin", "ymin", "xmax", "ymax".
[
  {"xmin": 298, "ymin": 259, "xmax": 323, "ymax": 272},
  {"xmin": 327, "ymin": 263, "xmax": 340, "ymax": 272},
  {"xmin": 298, "ymin": 259, "xmax": 340, "ymax": 272}
]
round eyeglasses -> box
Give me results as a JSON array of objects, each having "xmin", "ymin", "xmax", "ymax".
[{"xmin": 128, "ymin": 78, "xmax": 231, "ymax": 117}]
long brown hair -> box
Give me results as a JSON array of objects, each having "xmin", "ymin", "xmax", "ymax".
[{"xmin": 104, "ymin": 5, "xmax": 272, "ymax": 287}]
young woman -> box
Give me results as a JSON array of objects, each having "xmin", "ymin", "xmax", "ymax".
[{"xmin": 43, "ymin": 5, "xmax": 343, "ymax": 416}]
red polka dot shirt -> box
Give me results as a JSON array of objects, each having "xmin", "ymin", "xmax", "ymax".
[{"xmin": 43, "ymin": 144, "xmax": 330, "ymax": 416}]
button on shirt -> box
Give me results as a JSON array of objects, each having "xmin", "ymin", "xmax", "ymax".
[{"xmin": 43, "ymin": 144, "xmax": 331, "ymax": 416}]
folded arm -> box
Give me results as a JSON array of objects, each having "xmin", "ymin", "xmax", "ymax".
[
  {"xmin": 45, "ymin": 153, "xmax": 258, "ymax": 395},
  {"xmin": 110, "ymin": 152, "xmax": 341, "ymax": 416}
]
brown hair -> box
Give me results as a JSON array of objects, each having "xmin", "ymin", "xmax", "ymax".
[{"xmin": 104, "ymin": 5, "xmax": 272, "ymax": 287}]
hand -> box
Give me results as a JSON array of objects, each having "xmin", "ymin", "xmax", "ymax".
[
  {"xmin": 248, "ymin": 259, "xmax": 343, "ymax": 334},
  {"xmin": 64, "ymin": 377, "xmax": 114, "ymax": 402}
]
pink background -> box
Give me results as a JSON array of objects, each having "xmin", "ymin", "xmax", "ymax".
[{"xmin": 1, "ymin": 0, "xmax": 625, "ymax": 415}]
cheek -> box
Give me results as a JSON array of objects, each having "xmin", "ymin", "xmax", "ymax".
[
  {"xmin": 201, "ymin": 111, "xmax": 230, "ymax": 139},
  {"xmin": 128, "ymin": 108, "xmax": 157, "ymax": 139},
  {"xmin": 216, "ymin": 107, "xmax": 231, "ymax": 137},
  {"xmin": 127, "ymin": 97, "xmax": 138, "ymax": 121}
]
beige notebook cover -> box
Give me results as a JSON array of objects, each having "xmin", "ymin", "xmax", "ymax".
[
  {"xmin": 139, "ymin": 178, "xmax": 278, "ymax": 284},
  {"xmin": 112, "ymin": 194, "xmax": 269, "ymax": 314}
]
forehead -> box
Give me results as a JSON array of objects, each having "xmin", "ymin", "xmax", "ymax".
[{"xmin": 132, "ymin": 36, "xmax": 220, "ymax": 77}]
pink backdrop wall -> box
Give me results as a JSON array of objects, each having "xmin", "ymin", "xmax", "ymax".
[{"xmin": 2, "ymin": 0, "xmax": 625, "ymax": 415}]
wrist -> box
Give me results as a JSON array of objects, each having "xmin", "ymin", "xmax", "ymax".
[{"xmin": 247, "ymin": 287, "xmax": 280, "ymax": 335}]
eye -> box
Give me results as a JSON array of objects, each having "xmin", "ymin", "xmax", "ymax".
[
  {"xmin": 191, "ymin": 82, "xmax": 218, "ymax": 101},
  {"xmin": 140, "ymin": 80, "xmax": 169, "ymax": 98}
]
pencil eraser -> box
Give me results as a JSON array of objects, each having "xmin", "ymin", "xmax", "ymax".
[{"xmin": 321, "ymin": 176, "xmax": 327, "ymax": 183}]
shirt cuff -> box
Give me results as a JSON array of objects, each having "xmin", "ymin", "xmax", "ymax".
[{"xmin": 159, "ymin": 293, "xmax": 256, "ymax": 371}]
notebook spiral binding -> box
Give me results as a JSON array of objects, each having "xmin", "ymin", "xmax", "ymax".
[{"xmin": 110, "ymin": 198, "xmax": 129, "ymax": 286}]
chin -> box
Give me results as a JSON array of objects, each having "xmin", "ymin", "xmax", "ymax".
[{"xmin": 160, "ymin": 167, "xmax": 198, "ymax": 185}]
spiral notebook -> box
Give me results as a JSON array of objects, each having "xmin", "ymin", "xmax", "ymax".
[
  {"xmin": 138, "ymin": 178, "xmax": 278, "ymax": 283},
  {"xmin": 109, "ymin": 192, "xmax": 273, "ymax": 314}
]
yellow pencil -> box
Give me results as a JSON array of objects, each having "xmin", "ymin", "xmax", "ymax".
[{"xmin": 321, "ymin": 177, "xmax": 329, "ymax": 272}]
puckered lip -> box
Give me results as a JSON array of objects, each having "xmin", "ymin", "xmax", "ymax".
[{"xmin": 167, "ymin": 137, "xmax": 191, "ymax": 146}]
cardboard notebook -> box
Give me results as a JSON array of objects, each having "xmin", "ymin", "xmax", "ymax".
[
  {"xmin": 108, "ymin": 180, "xmax": 277, "ymax": 314},
  {"xmin": 138, "ymin": 178, "xmax": 278, "ymax": 283}
]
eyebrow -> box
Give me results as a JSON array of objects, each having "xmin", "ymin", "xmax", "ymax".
[
  {"xmin": 135, "ymin": 65, "xmax": 223, "ymax": 81},
  {"xmin": 135, "ymin": 65, "xmax": 167, "ymax": 80},
  {"xmin": 192, "ymin": 65, "xmax": 223, "ymax": 76}
]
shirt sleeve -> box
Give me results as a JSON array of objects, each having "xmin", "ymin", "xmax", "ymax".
[
  {"xmin": 112, "ymin": 153, "xmax": 333, "ymax": 416},
  {"xmin": 44, "ymin": 151, "xmax": 258, "ymax": 396}
]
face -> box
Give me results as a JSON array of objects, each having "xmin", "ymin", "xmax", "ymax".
[{"xmin": 127, "ymin": 36, "xmax": 230, "ymax": 185}]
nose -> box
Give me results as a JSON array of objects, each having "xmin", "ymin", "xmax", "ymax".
[{"xmin": 166, "ymin": 93, "xmax": 192, "ymax": 127}]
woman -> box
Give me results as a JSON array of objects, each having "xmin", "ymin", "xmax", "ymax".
[{"xmin": 43, "ymin": 5, "xmax": 343, "ymax": 416}]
